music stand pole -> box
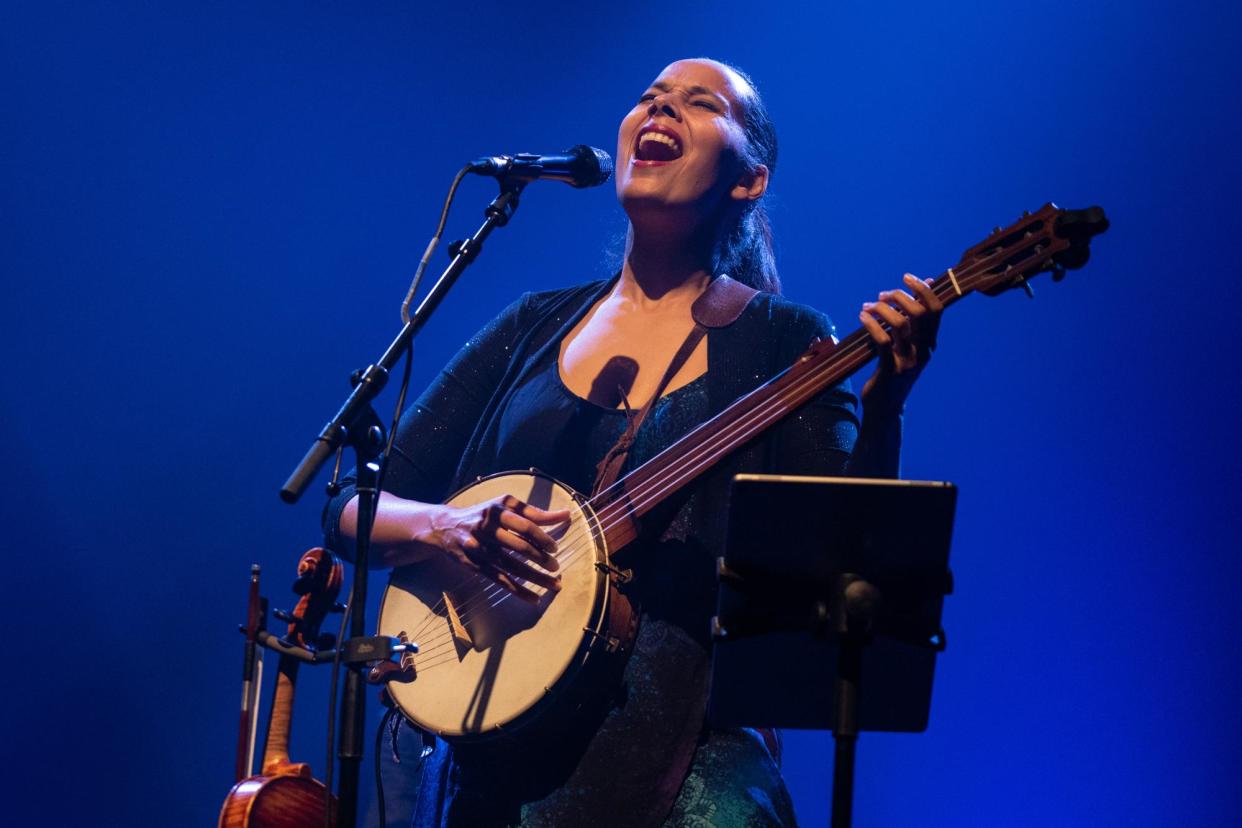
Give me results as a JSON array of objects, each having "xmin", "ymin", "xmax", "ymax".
[{"xmin": 830, "ymin": 574, "xmax": 880, "ymax": 828}]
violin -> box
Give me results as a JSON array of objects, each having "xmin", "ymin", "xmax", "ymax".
[{"xmin": 219, "ymin": 548, "xmax": 343, "ymax": 828}]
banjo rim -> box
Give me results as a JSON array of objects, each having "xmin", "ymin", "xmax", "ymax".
[{"xmin": 377, "ymin": 470, "xmax": 618, "ymax": 741}]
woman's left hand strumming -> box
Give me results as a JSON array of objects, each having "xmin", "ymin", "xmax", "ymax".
[{"xmin": 858, "ymin": 272, "xmax": 944, "ymax": 413}]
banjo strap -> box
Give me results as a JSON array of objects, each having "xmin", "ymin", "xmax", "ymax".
[
  {"xmin": 590, "ymin": 274, "xmax": 757, "ymax": 497},
  {"xmin": 590, "ymin": 325, "xmax": 705, "ymax": 497},
  {"xmin": 586, "ymin": 275, "xmax": 756, "ymax": 825}
]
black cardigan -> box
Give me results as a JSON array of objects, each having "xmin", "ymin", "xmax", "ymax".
[
  {"xmin": 321, "ymin": 277, "xmax": 863, "ymax": 826},
  {"xmin": 323, "ymin": 276, "xmax": 860, "ymax": 559}
]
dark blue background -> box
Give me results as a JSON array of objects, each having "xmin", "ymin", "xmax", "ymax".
[{"xmin": 4, "ymin": 2, "xmax": 1239, "ymax": 825}]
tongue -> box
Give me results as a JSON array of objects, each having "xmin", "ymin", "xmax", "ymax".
[{"xmin": 637, "ymin": 138, "xmax": 681, "ymax": 162}]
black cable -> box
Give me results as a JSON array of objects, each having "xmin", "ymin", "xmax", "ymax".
[
  {"xmin": 374, "ymin": 705, "xmax": 399, "ymax": 827},
  {"xmin": 401, "ymin": 165, "xmax": 471, "ymax": 324},
  {"xmin": 321, "ymin": 165, "xmax": 472, "ymax": 828}
]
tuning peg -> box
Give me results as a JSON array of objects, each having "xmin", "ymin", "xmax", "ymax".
[
  {"xmin": 1021, "ymin": 210, "xmax": 1031, "ymax": 218},
  {"xmin": 273, "ymin": 608, "xmax": 294, "ymax": 623},
  {"xmin": 332, "ymin": 601, "xmax": 348, "ymax": 613},
  {"xmin": 1020, "ymin": 280, "xmax": 1035, "ymax": 299},
  {"xmin": 992, "ymin": 226, "xmax": 1002, "ymax": 234}
]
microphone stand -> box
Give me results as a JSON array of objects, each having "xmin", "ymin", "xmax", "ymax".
[{"xmin": 280, "ymin": 176, "xmax": 527, "ymax": 828}]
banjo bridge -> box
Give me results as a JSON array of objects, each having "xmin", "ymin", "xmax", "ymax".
[{"xmin": 442, "ymin": 591, "xmax": 474, "ymax": 659}]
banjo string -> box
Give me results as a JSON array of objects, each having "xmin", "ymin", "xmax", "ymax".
[
  {"xmin": 404, "ymin": 267, "xmax": 976, "ymax": 658},
  {"xmin": 400, "ymin": 259, "xmax": 990, "ymax": 661}
]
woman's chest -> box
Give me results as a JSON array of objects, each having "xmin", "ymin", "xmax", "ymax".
[{"xmin": 559, "ymin": 301, "xmax": 707, "ymax": 408}]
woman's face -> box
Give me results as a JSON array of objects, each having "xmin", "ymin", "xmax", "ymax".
[{"xmin": 616, "ymin": 59, "xmax": 763, "ymax": 227}]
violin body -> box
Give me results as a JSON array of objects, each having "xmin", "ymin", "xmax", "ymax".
[
  {"xmin": 221, "ymin": 549, "xmax": 343, "ymax": 827},
  {"xmin": 218, "ymin": 771, "xmax": 335, "ymax": 828}
]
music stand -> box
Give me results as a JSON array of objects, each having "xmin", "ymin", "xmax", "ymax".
[{"xmin": 708, "ymin": 474, "xmax": 956, "ymax": 828}]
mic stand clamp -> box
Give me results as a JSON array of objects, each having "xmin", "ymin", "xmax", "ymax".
[{"xmin": 248, "ymin": 628, "xmax": 419, "ymax": 667}]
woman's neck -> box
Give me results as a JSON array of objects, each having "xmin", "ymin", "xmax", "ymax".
[{"xmin": 618, "ymin": 222, "xmax": 714, "ymax": 308}]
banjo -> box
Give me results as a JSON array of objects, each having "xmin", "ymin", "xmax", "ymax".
[{"xmin": 377, "ymin": 204, "xmax": 1108, "ymax": 740}]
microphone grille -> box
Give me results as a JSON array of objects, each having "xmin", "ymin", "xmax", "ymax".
[{"xmin": 567, "ymin": 145, "xmax": 614, "ymax": 188}]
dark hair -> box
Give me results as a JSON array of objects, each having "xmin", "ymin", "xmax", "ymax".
[{"xmin": 711, "ymin": 61, "xmax": 780, "ymax": 294}]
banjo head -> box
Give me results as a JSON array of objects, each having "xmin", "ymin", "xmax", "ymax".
[{"xmin": 377, "ymin": 471, "xmax": 610, "ymax": 739}]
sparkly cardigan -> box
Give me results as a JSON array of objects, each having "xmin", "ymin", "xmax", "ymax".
[{"xmin": 323, "ymin": 277, "xmax": 867, "ymax": 826}]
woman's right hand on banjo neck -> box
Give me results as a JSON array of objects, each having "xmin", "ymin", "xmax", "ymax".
[{"xmin": 340, "ymin": 492, "xmax": 569, "ymax": 603}]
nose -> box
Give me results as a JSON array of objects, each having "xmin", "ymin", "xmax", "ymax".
[{"xmin": 647, "ymin": 94, "xmax": 680, "ymax": 121}]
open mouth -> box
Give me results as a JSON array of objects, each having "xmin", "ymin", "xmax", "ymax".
[{"xmin": 634, "ymin": 126, "xmax": 683, "ymax": 163}]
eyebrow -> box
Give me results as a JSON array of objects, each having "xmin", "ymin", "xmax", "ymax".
[{"xmin": 651, "ymin": 81, "xmax": 730, "ymax": 104}]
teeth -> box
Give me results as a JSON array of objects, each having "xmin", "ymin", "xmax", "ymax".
[{"xmin": 639, "ymin": 131, "xmax": 681, "ymax": 154}]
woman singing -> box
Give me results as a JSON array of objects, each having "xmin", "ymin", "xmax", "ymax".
[{"xmin": 325, "ymin": 57, "xmax": 942, "ymax": 827}]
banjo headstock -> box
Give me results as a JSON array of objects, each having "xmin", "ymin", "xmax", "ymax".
[{"xmin": 953, "ymin": 203, "xmax": 1110, "ymax": 297}]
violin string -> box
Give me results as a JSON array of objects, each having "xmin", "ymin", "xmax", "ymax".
[{"xmin": 398, "ymin": 250, "xmax": 1015, "ymax": 662}]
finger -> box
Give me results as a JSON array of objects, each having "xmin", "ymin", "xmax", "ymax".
[
  {"xmin": 479, "ymin": 561, "xmax": 542, "ymax": 603},
  {"xmin": 904, "ymin": 273, "xmax": 944, "ymax": 311},
  {"xmin": 517, "ymin": 502, "xmax": 572, "ymax": 525},
  {"xmin": 882, "ymin": 288, "xmax": 925, "ymax": 319},
  {"xmin": 499, "ymin": 510, "xmax": 560, "ymax": 568},
  {"xmin": 906, "ymin": 275, "xmax": 944, "ymax": 350},
  {"xmin": 489, "ymin": 539, "xmax": 562, "ymax": 591},
  {"xmin": 864, "ymin": 300, "xmax": 912, "ymax": 339},
  {"xmin": 494, "ymin": 527, "xmax": 561, "ymax": 581},
  {"xmin": 500, "ymin": 495, "xmax": 572, "ymax": 525},
  {"xmin": 858, "ymin": 308, "xmax": 892, "ymax": 348}
]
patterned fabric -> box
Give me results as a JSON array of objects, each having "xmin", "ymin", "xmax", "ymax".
[{"xmin": 667, "ymin": 729, "xmax": 796, "ymax": 827}]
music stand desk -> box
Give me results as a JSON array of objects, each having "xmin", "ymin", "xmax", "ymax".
[{"xmin": 709, "ymin": 474, "xmax": 957, "ymax": 826}]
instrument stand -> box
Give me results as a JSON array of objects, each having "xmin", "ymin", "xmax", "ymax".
[
  {"xmin": 279, "ymin": 176, "xmax": 527, "ymax": 828},
  {"xmin": 708, "ymin": 475, "xmax": 957, "ymax": 828}
]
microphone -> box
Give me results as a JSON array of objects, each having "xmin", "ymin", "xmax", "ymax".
[{"xmin": 468, "ymin": 145, "xmax": 613, "ymax": 188}]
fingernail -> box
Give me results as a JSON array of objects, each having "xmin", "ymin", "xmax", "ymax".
[{"xmin": 862, "ymin": 302, "xmax": 874, "ymax": 309}]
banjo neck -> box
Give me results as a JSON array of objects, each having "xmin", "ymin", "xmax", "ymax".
[
  {"xmin": 591, "ymin": 203, "xmax": 1108, "ymax": 551},
  {"xmin": 592, "ymin": 314, "xmax": 903, "ymax": 550},
  {"xmin": 372, "ymin": 203, "xmax": 1108, "ymax": 744}
]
